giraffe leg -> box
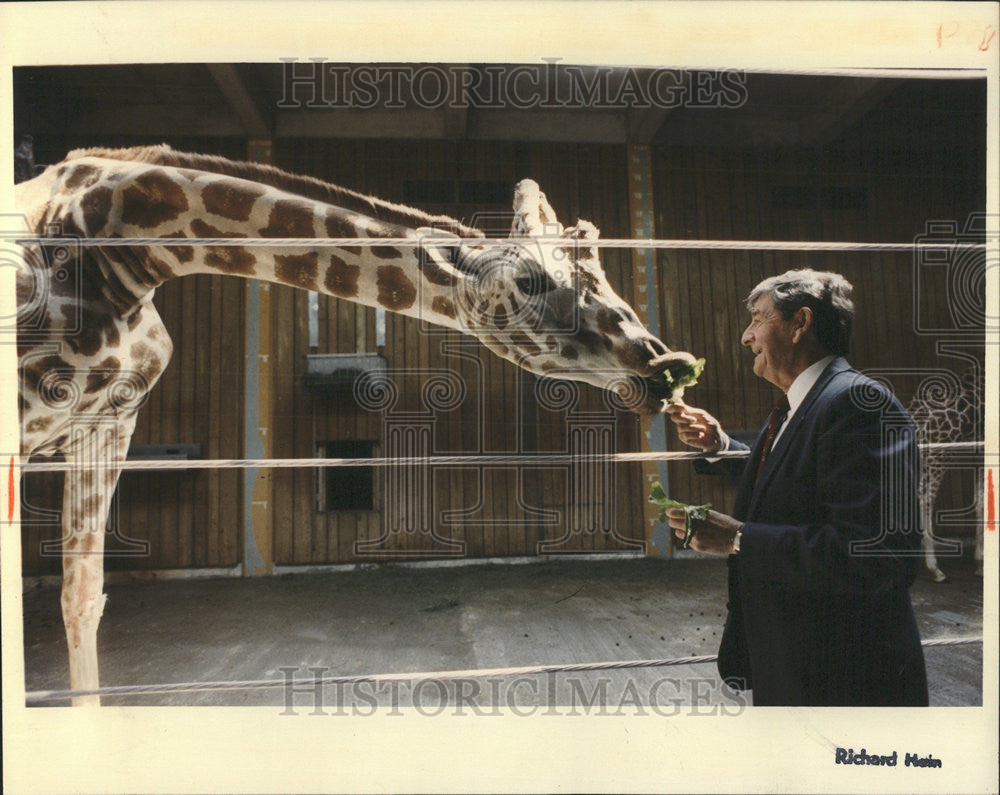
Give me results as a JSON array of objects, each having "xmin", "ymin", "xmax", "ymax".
[
  {"xmin": 60, "ymin": 424, "xmax": 131, "ymax": 706},
  {"xmin": 921, "ymin": 503, "xmax": 947, "ymax": 583}
]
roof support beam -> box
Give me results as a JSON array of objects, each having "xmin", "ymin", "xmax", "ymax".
[{"xmin": 206, "ymin": 63, "xmax": 271, "ymax": 139}]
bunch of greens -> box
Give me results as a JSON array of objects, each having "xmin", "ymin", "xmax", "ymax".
[
  {"xmin": 648, "ymin": 480, "xmax": 711, "ymax": 550},
  {"xmin": 658, "ymin": 357, "xmax": 706, "ymax": 404}
]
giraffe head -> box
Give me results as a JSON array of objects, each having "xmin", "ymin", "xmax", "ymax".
[{"xmin": 450, "ymin": 179, "xmax": 697, "ymax": 414}]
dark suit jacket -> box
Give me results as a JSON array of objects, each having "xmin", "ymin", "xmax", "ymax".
[{"xmin": 696, "ymin": 358, "xmax": 928, "ymax": 706}]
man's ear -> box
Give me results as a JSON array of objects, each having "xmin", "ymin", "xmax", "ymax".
[{"xmin": 791, "ymin": 306, "xmax": 813, "ymax": 343}]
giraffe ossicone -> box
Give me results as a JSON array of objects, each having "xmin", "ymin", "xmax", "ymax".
[{"xmin": 14, "ymin": 145, "xmax": 698, "ymax": 704}]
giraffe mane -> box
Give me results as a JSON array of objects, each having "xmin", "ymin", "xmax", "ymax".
[{"xmin": 64, "ymin": 144, "xmax": 485, "ymax": 240}]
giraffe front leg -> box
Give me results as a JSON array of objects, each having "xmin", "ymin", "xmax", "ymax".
[
  {"xmin": 61, "ymin": 531, "xmax": 108, "ymax": 707},
  {"xmin": 59, "ymin": 426, "xmax": 130, "ymax": 706}
]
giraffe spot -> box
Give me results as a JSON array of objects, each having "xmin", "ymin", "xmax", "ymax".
[
  {"xmin": 597, "ymin": 308, "xmax": 625, "ymax": 336},
  {"xmin": 81, "ymin": 186, "xmax": 114, "ymax": 235},
  {"xmin": 576, "ymin": 328, "xmax": 609, "ymax": 353},
  {"xmin": 541, "ymin": 361, "xmax": 562, "ymax": 372},
  {"xmin": 510, "ymin": 331, "xmax": 542, "ymax": 357},
  {"xmin": 509, "ymin": 295, "xmax": 521, "ymax": 315},
  {"xmin": 324, "ymin": 210, "xmax": 358, "ymax": 238},
  {"xmin": 121, "ymin": 169, "xmax": 190, "ymax": 228},
  {"xmin": 161, "ymin": 231, "xmax": 194, "ymax": 264},
  {"xmin": 376, "ymin": 266, "xmax": 416, "ymax": 311},
  {"xmin": 417, "ymin": 252, "xmax": 459, "ymax": 287},
  {"xmin": 493, "ymin": 305, "xmax": 508, "ymax": 330},
  {"xmin": 205, "ymin": 246, "xmax": 256, "ymax": 275},
  {"xmin": 80, "ymin": 470, "xmax": 95, "ymax": 490},
  {"xmin": 484, "ymin": 335, "xmax": 509, "ymax": 356},
  {"xmin": 25, "ymin": 416, "xmax": 54, "ymax": 433},
  {"xmin": 431, "ymin": 296, "xmax": 457, "ymax": 319},
  {"xmin": 145, "ymin": 253, "xmax": 176, "ymax": 281},
  {"xmin": 561, "ymin": 345, "xmax": 579, "ymax": 360},
  {"xmin": 63, "ymin": 164, "xmax": 101, "ymax": 191},
  {"xmin": 261, "ymin": 199, "xmax": 315, "ymax": 238},
  {"xmin": 65, "ymin": 307, "xmax": 117, "ymax": 357},
  {"xmin": 323, "ymin": 253, "xmax": 360, "ymax": 298},
  {"xmin": 371, "ymin": 246, "xmax": 402, "ymax": 260},
  {"xmin": 190, "ymin": 217, "xmax": 243, "ymax": 239},
  {"xmin": 544, "ymin": 335, "xmax": 558, "ymax": 350},
  {"xmin": 275, "ymin": 252, "xmax": 320, "ymax": 290},
  {"xmin": 203, "ymin": 179, "xmax": 266, "ymax": 222},
  {"xmin": 85, "ymin": 357, "xmax": 121, "ymax": 393},
  {"xmin": 131, "ymin": 341, "xmax": 163, "ymax": 384}
]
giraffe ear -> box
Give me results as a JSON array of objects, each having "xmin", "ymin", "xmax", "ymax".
[{"xmin": 510, "ymin": 179, "xmax": 563, "ymax": 237}]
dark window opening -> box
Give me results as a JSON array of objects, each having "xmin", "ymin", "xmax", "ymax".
[{"xmin": 317, "ymin": 440, "xmax": 377, "ymax": 511}]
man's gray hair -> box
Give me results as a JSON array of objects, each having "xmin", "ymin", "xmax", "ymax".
[{"xmin": 747, "ymin": 269, "xmax": 855, "ymax": 356}]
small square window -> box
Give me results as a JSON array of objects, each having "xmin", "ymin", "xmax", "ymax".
[{"xmin": 317, "ymin": 440, "xmax": 377, "ymax": 512}]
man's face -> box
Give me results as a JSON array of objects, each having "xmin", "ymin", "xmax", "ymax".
[{"xmin": 741, "ymin": 293, "xmax": 798, "ymax": 391}]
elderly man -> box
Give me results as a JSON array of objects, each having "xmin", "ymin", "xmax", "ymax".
[{"xmin": 666, "ymin": 269, "xmax": 928, "ymax": 706}]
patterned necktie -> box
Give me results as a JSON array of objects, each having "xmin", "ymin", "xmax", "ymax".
[{"xmin": 755, "ymin": 395, "xmax": 790, "ymax": 486}]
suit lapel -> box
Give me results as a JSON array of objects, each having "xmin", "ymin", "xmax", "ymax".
[{"xmin": 745, "ymin": 357, "xmax": 850, "ymax": 517}]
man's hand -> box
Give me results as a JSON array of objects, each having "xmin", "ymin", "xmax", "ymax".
[
  {"xmin": 665, "ymin": 400, "xmax": 726, "ymax": 452},
  {"xmin": 666, "ymin": 508, "xmax": 743, "ymax": 555}
]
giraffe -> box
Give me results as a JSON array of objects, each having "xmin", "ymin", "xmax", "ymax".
[
  {"xmin": 906, "ymin": 366, "xmax": 985, "ymax": 583},
  {"xmin": 14, "ymin": 144, "xmax": 696, "ymax": 705}
]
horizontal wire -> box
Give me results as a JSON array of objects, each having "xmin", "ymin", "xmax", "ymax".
[
  {"xmin": 18, "ymin": 441, "xmax": 985, "ymax": 473},
  {"xmin": 24, "ymin": 636, "xmax": 983, "ymax": 704},
  {"xmin": 15, "ymin": 237, "xmax": 989, "ymax": 251}
]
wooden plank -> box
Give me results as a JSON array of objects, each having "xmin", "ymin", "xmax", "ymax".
[
  {"xmin": 176, "ymin": 274, "xmax": 197, "ymax": 567},
  {"xmin": 206, "ymin": 274, "xmax": 223, "ymax": 566},
  {"xmin": 156, "ymin": 281, "xmax": 181, "ymax": 568},
  {"xmin": 218, "ymin": 275, "xmax": 243, "ymax": 566}
]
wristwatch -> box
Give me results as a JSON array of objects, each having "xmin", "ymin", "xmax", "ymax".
[{"xmin": 732, "ymin": 528, "xmax": 743, "ymax": 554}]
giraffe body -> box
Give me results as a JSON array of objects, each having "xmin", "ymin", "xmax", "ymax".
[
  {"xmin": 15, "ymin": 145, "xmax": 695, "ymax": 704},
  {"xmin": 906, "ymin": 367, "xmax": 985, "ymax": 582}
]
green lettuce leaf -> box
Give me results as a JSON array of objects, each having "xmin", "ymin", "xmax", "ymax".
[
  {"xmin": 658, "ymin": 357, "xmax": 706, "ymax": 404},
  {"xmin": 648, "ymin": 480, "xmax": 711, "ymax": 550}
]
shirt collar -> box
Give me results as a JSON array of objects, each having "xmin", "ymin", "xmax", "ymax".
[{"xmin": 785, "ymin": 355, "xmax": 835, "ymax": 415}]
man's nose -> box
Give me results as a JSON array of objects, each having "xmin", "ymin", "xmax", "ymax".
[{"xmin": 740, "ymin": 325, "xmax": 753, "ymax": 347}]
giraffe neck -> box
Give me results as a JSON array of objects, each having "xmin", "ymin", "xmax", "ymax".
[{"xmin": 48, "ymin": 157, "xmax": 471, "ymax": 330}]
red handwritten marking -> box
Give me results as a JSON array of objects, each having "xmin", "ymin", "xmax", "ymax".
[
  {"xmin": 7, "ymin": 456, "xmax": 13, "ymax": 525},
  {"xmin": 936, "ymin": 21, "xmax": 994, "ymax": 51},
  {"xmin": 988, "ymin": 469, "xmax": 996, "ymax": 533},
  {"xmin": 981, "ymin": 25, "xmax": 996, "ymax": 51}
]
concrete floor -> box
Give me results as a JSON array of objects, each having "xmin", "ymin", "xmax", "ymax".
[{"xmin": 21, "ymin": 553, "xmax": 983, "ymax": 709}]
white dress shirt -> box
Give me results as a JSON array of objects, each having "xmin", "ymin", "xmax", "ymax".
[
  {"xmin": 770, "ymin": 355, "xmax": 835, "ymax": 446},
  {"xmin": 715, "ymin": 355, "xmax": 836, "ymax": 452}
]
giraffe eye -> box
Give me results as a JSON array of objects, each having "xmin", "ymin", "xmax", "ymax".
[{"xmin": 515, "ymin": 272, "xmax": 556, "ymax": 296}]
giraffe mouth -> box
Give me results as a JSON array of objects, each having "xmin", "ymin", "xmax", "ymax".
[{"xmin": 620, "ymin": 354, "xmax": 701, "ymax": 414}]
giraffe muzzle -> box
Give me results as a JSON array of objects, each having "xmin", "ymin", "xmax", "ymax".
[{"xmin": 620, "ymin": 350, "xmax": 701, "ymax": 414}]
